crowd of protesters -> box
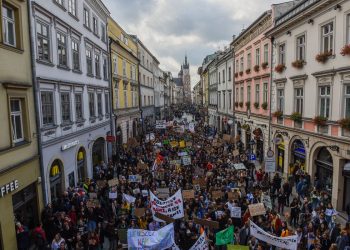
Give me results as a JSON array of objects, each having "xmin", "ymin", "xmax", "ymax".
[{"xmin": 15, "ymin": 105, "xmax": 350, "ymax": 250}]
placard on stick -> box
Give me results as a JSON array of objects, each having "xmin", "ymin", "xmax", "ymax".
[
  {"xmin": 108, "ymin": 178, "xmax": 119, "ymax": 187},
  {"xmin": 223, "ymin": 134, "xmax": 231, "ymax": 142},
  {"xmin": 155, "ymin": 212, "xmax": 175, "ymax": 223},
  {"xmin": 193, "ymin": 218, "xmax": 219, "ymax": 229},
  {"xmin": 193, "ymin": 178, "xmax": 206, "ymax": 187},
  {"xmin": 134, "ymin": 208, "xmax": 146, "ymax": 218},
  {"xmin": 248, "ymin": 203, "xmax": 266, "ymax": 216},
  {"xmin": 212, "ymin": 190, "xmax": 224, "ymax": 199},
  {"xmin": 86, "ymin": 199, "xmax": 99, "ymax": 208},
  {"xmin": 182, "ymin": 190, "xmax": 195, "ymax": 199}
]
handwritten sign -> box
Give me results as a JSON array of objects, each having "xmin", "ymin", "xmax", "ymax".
[
  {"xmin": 193, "ymin": 178, "xmax": 206, "ymax": 187},
  {"xmin": 108, "ymin": 178, "xmax": 119, "ymax": 187},
  {"xmin": 134, "ymin": 208, "xmax": 146, "ymax": 218},
  {"xmin": 212, "ymin": 191, "xmax": 224, "ymax": 199},
  {"xmin": 182, "ymin": 190, "xmax": 195, "ymax": 199},
  {"xmin": 248, "ymin": 203, "xmax": 266, "ymax": 217},
  {"xmin": 128, "ymin": 175, "xmax": 142, "ymax": 183},
  {"xmin": 156, "ymin": 188, "xmax": 170, "ymax": 199}
]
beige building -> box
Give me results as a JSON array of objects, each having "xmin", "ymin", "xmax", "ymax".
[{"xmin": 0, "ymin": 0, "xmax": 44, "ymax": 248}]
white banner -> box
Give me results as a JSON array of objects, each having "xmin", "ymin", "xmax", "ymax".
[
  {"xmin": 123, "ymin": 193, "xmax": 136, "ymax": 204},
  {"xmin": 189, "ymin": 232, "xmax": 209, "ymax": 250},
  {"xmin": 182, "ymin": 155, "xmax": 191, "ymax": 166},
  {"xmin": 188, "ymin": 123, "xmax": 195, "ymax": 133},
  {"xmin": 250, "ymin": 220, "xmax": 298, "ymax": 250},
  {"xmin": 150, "ymin": 189, "xmax": 184, "ymax": 222},
  {"xmin": 127, "ymin": 223, "xmax": 175, "ymax": 250}
]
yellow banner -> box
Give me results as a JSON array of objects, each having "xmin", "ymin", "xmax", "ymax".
[
  {"xmin": 179, "ymin": 140, "xmax": 186, "ymax": 148},
  {"xmin": 227, "ymin": 245, "xmax": 249, "ymax": 250}
]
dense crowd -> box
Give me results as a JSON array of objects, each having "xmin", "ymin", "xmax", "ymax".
[{"xmin": 15, "ymin": 106, "xmax": 350, "ymax": 250}]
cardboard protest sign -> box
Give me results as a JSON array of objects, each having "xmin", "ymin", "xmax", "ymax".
[
  {"xmin": 248, "ymin": 203, "xmax": 266, "ymax": 217},
  {"xmin": 108, "ymin": 178, "xmax": 119, "ymax": 187},
  {"xmin": 150, "ymin": 190, "xmax": 184, "ymax": 222},
  {"xmin": 134, "ymin": 208, "xmax": 146, "ymax": 218},
  {"xmin": 193, "ymin": 178, "xmax": 206, "ymax": 187},
  {"xmin": 170, "ymin": 159, "xmax": 181, "ymax": 166},
  {"xmin": 137, "ymin": 162, "xmax": 148, "ymax": 171},
  {"xmin": 154, "ymin": 212, "xmax": 176, "ymax": 223},
  {"xmin": 194, "ymin": 218, "xmax": 219, "ymax": 229},
  {"xmin": 96, "ymin": 180, "xmax": 106, "ymax": 188},
  {"xmin": 186, "ymin": 141, "xmax": 193, "ymax": 147},
  {"xmin": 89, "ymin": 193, "xmax": 97, "ymax": 199},
  {"xmin": 182, "ymin": 155, "xmax": 191, "ymax": 166},
  {"xmin": 212, "ymin": 191, "xmax": 224, "ymax": 199},
  {"xmin": 108, "ymin": 192, "xmax": 117, "ymax": 199},
  {"xmin": 170, "ymin": 141, "xmax": 178, "ymax": 148},
  {"xmin": 86, "ymin": 199, "xmax": 99, "ymax": 208},
  {"xmin": 194, "ymin": 167, "xmax": 205, "ymax": 176},
  {"xmin": 228, "ymin": 192, "xmax": 239, "ymax": 200},
  {"xmin": 156, "ymin": 188, "xmax": 170, "ymax": 199},
  {"xmin": 128, "ymin": 175, "xmax": 142, "ymax": 183},
  {"xmin": 223, "ymin": 134, "xmax": 231, "ymax": 142},
  {"xmin": 182, "ymin": 190, "xmax": 195, "ymax": 199},
  {"xmin": 179, "ymin": 140, "xmax": 186, "ymax": 148},
  {"xmin": 261, "ymin": 194, "xmax": 272, "ymax": 210},
  {"xmin": 230, "ymin": 206, "xmax": 242, "ymax": 218}
]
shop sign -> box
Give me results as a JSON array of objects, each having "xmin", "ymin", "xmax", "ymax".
[
  {"xmin": 62, "ymin": 140, "xmax": 79, "ymax": 151},
  {"xmin": 0, "ymin": 180, "xmax": 19, "ymax": 197},
  {"xmin": 106, "ymin": 135, "xmax": 116, "ymax": 142},
  {"xmin": 344, "ymin": 162, "xmax": 350, "ymax": 172}
]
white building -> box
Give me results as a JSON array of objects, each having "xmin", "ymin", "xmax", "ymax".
[
  {"xmin": 154, "ymin": 65, "xmax": 165, "ymax": 120},
  {"xmin": 30, "ymin": 0, "xmax": 111, "ymax": 202},
  {"xmin": 208, "ymin": 55, "xmax": 219, "ymax": 128},
  {"xmin": 266, "ymin": 0, "xmax": 350, "ymax": 214}
]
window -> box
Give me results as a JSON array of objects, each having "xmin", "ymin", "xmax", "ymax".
[
  {"xmin": 296, "ymin": 34, "xmax": 306, "ymax": 61},
  {"xmin": 223, "ymin": 70, "xmax": 225, "ymax": 83},
  {"xmin": 255, "ymin": 83, "xmax": 260, "ymax": 105},
  {"xmin": 255, "ymin": 48, "xmax": 260, "ymax": 66},
  {"xmin": 240, "ymin": 86, "xmax": 244, "ymax": 103},
  {"xmin": 319, "ymin": 86, "xmax": 331, "ymax": 118},
  {"xmin": 105, "ymin": 93, "xmax": 109, "ymax": 115},
  {"xmin": 218, "ymin": 92, "xmax": 221, "ymax": 108},
  {"xmin": 218, "ymin": 72, "xmax": 220, "ymax": 84},
  {"xmin": 235, "ymin": 60, "xmax": 239, "ymax": 73},
  {"xmin": 228, "ymin": 67, "xmax": 231, "ymax": 81},
  {"xmin": 263, "ymin": 83, "xmax": 268, "ymax": 103},
  {"xmin": 344, "ymin": 85, "xmax": 350, "ymax": 118},
  {"xmin": 92, "ymin": 16, "xmax": 98, "ymax": 35},
  {"xmin": 321, "ymin": 22, "xmax": 334, "ymax": 53},
  {"xmin": 10, "ymin": 99, "xmax": 23, "ymax": 143},
  {"xmin": 124, "ymin": 89, "xmax": 127, "ymax": 108},
  {"xmin": 278, "ymin": 43, "xmax": 286, "ymax": 65},
  {"xmin": 68, "ymin": 0, "xmax": 76, "ymax": 16},
  {"xmin": 247, "ymin": 53, "xmax": 251, "ymax": 69},
  {"xmin": 347, "ymin": 14, "xmax": 350, "ymax": 44},
  {"xmin": 101, "ymin": 23, "xmax": 106, "ymax": 42},
  {"xmin": 103, "ymin": 56, "xmax": 108, "ymax": 80},
  {"xmin": 60, "ymin": 92, "xmax": 71, "ymax": 123},
  {"xmin": 223, "ymin": 91, "xmax": 226, "ymax": 108},
  {"xmin": 2, "ymin": 4, "xmax": 16, "ymax": 46},
  {"xmin": 75, "ymin": 93, "xmax": 83, "ymax": 121},
  {"xmin": 294, "ymin": 88, "xmax": 304, "ymax": 115},
  {"xmin": 36, "ymin": 21, "xmax": 50, "ymax": 61},
  {"xmin": 229, "ymin": 91, "xmax": 232, "ymax": 109},
  {"xmin": 122, "ymin": 60, "xmax": 126, "ymax": 76},
  {"xmin": 83, "ymin": 8, "xmax": 90, "ymax": 28},
  {"xmin": 57, "ymin": 33, "xmax": 67, "ymax": 67},
  {"xmin": 240, "ymin": 57, "xmax": 244, "ymax": 71},
  {"xmin": 143, "ymin": 96, "xmax": 146, "ymax": 106},
  {"xmin": 277, "ymin": 89, "xmax": 284, "ymax": 112},
  {"xmin": 72, "ymin": 40, "xmax": 80, "ymax": 71},
  {"xmin": 236, "ymin": 88, "xmax": 239, "ymax": 104},
  {"xmin": 148, "ymin": 96, "xmax": 150, "ymax": 106},
  {"xmin": 95, "ymin": 53, "xmax": 100, "ymax": 77},
  {"xmin": 247, "ymin": 86, "xmax": 251, "ymax": 103},
  {"xmin": 55, "ymin": 0, "xmax": 64, "ymax": 5},
  {"xmin": 263, "ymin": 44, "xmax": 268, "ymax": 64},
  {"xmin": 89, "ymin": 92, "xmax": 95, "ymax": 117},
  {"xmin": 97, "ymin": 93, "xmax": 102, "ymax": 116},
  {"xmin": 41, "ymin": 92, "xmax": 54, "ymax": 126},
  {"xmin": 113, "ymin": 56, "xmax": 117, "ymax": 75},
  {"xmin": 86, "ymin": 48, "xmax": 92, "ymax": 75}
]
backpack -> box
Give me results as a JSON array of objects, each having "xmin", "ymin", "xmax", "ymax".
[{"xmin": 35, "ymin": 233, "xmax": 45, "ymax": 247}]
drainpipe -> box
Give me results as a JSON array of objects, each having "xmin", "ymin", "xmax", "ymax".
[
  {"xmin": 27, "ymin": 0, "xmax": 48, "ymax": 204},
  {"xmin": 108, "ymin": 35, "xmax": 116, "ymax": 157},
  {"xmin": 268, "ymin": 37, "xmax": 275, "ymax": 151},
  {"xmin": 232, "ymin": 47, "xmax": 236, "ymax": 142}
]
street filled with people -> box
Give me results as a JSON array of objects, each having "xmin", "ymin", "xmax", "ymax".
[{"xmin": 16, "ymin": 106, "xmax": 350, "ymax": 250}]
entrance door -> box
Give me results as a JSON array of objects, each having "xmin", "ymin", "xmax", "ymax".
[
  {"xmin": 92, "ymin": 137, "xmax": 105, "ymax": 167},
  {"xmin": 49, "ymin": 160, "xmax": 63, "ymax": 201}
]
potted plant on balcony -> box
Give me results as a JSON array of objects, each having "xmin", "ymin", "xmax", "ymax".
[
  {"xmin": 254, "ymin": 65, "xmax": 260, "ymax": 72},
  {"xmin": 245, "ymin": 101, "xmax": 251, "ymax": 109},
  {"xmin": 261, "ymin": 102, "xmax": 268, "ymax": 110},
  {"xmin": 254, "ymin": 102, "xmax": 259, "ymax": 109},
  {"xmin": 261, "ymin": 62, "xmax": 268, "ymax": 69},
  {"xmin": 291, "ymin": 59, "xmax": 305, "ymax": 69},
  {"xmin": 273, "ymin": 110, "xmax": 283, "ymax": 118},
  {"xmin": 239, "ymin": 71, "xmax": 243, "ymax": 76},
  {"xmin": 235, "ymin": 102, "xmax": 239, "ymax": 108},
  {"xmin": 290, "ymin": 112, "xmax": 302, "ymax": 122},
  {"xmin": 313, "ymin": 116, "xmax": 328, "ymax": 126},
  {"xmin": 315, "ymin": 51, "xmax": 332, "ymax": 63},
  {"xmin": 245, "ymin": 68, "xmax": 251, "ymax": 74},
  {"xmin": 340, "ymin": 44, "xmax": 350, "ymax": 56},
  {"xmin": 235, "ymin": 72, "xmax": 239, "ymax": 78},
  {"xmin": 338, "ymin": 118, "xmax": 350, "ymax": 131},
  {"xmin": 275, "ymin": 64, "xmax": 286, "ymax": 73},
  {"xmin": 239, "ymin": 102, "xmax": 243, "ymax": 108}
]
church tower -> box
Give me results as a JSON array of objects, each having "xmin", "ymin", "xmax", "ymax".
[{"xmin": 182, "ymin": 55, "xmax": 191, "ymax": 103}]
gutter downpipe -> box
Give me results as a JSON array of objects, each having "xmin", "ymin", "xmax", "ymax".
[
  {"xmin": 268, "ymin": 37, "xmax": 275, "ymax": 151},
  {"xmin": 108, "ymin": 35, "xmax": 116, "ymax": 157},
  {"xmin": 27, "ymin": 0, "xmax": 48, "ymax": 204}
]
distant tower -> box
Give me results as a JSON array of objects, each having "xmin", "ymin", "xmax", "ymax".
[{"xmin": 182, "ymin": 55, "xmax": 191, "ymax": 103}]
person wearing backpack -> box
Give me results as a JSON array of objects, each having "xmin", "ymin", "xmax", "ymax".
[{"xmin": 32, "ymin": 223, "xmax": 47, "ymax": 250}]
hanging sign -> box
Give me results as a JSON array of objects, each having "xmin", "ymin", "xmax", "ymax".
[{"xmin": 61, "ymin": 140, "xmax": 79, "ymax": 151}]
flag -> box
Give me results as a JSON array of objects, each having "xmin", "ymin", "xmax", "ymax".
[
  {"xmin": 215, "ymin": 226, "xmax": 234, "ymax": 246},
  {"xmin": 123, "ymin": 193, "xmax": 136, "ymax": 204}
]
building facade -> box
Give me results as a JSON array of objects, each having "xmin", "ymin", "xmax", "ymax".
[
  {"xmin": 154, "ymin": 67, "xmax": 165, "ymax": 120},
  {"xmin": 30, "ymin": 0, "xmax": 111, "ymax": 202},
  {"xmin": 267, "ymin": 0, "xmax": 350, "ymax": 214},
  {"xmin": 108, "ymin": 17, "xmax": 140, "ymax": 145},
  {"xmin": 208, "ymin": 55, "xmax": 219, "ymax": 128},
  {"xmin": 0, "ymin": 0, "xmax": 44, "ymax": 248}
]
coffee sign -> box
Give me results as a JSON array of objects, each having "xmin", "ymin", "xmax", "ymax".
[{"xmin": 0, "ymin": 180, "xmax": 19, "ymax": 197}]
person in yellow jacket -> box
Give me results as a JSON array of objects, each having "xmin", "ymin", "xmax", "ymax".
[{"xmin": 281, "ymin": 223, "xmax": 291, "ymax": 237}]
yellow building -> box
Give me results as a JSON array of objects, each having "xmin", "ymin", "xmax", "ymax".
[
  {"xmin": 0, "ymin": 0, "xmax": 44, "ymax": 248},
  {"xmin": 108, "ymin": 17, "xmax": 140, "ymax": 145},
  {"xmin": 202, "ymin": 70, "xmax": 209, "ymax": 107}
]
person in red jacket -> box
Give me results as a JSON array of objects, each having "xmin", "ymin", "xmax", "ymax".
[{"xmin": 32, "ymin": 223, "xmax": 47, "ymax": 250}]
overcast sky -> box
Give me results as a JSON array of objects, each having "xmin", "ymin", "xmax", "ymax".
[{"xmin": 103, "ymin": 0, "xmax": 287, "ymax": 88}]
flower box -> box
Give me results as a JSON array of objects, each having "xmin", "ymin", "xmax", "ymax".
[
  {"xmin": 291, "ymin": 60, "xmax": 305, "ymax": 69},
  {"xmin": 245, "ymin": 69, "xmax": 251, "ymax": 74},
  {"xmin": 275, "ymin": 64, "xmax": 286, "ymax": 73},
  {"xmin": 239, "ymin": 102, "xmax": 243, "ymax": 108},
  {"xmin": 254, "ymin": 102, "xmax": 259, "ymax": 109},
  {"xmin": 313, "ymin": 116, "xmax": 328, "ymax": 126},
  {"xmin": 290, "ymin": 112, "xmax": 302, "ymax": 122},
  {"xmin": 315, "ymin": 51, "xmax": 332, "ymax": 63},
  {"xmin": 261, "ymin": 102, "xmax": 268, "ymax": 110},
  {"xmin": 239, "ymin": 71, "xmax": 243, "ymax": 76},
  {"xmin": 340, "ymin": 44, "xmax": 350, "ymax": 56},
  {"xmin": 235, "ymin": 102, "xmax": 239, "ymax": 107},
  {"xmin": 245, "ymin": 101, "xmax": 251, "ymax": 109},
  {"xmin": 254, "ymin": 65, "xmax": 260, "ymax": 72},
  {"xmin": 235, "ymin": 72, "xmax": 239, "ymax": 78},
  {"xmin": 338, "ymin": 118, "xmax": 350, "ymax": 131},
  {"xmin": 273, "ymin": 111, "xmax": 283, "ymax": 118},
  {"xmin": 261, "ymin": 62, "xmax": 268, "ymax": 69}
]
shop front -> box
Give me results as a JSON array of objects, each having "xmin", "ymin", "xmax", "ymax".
[
  {"xmin": 343, "ymin": 161, "xmax": 350, "ymax": 212},
  {"xmin": 291, "ymin": 139, "xmax": 306, "ymax": 171},
  {"xmin": 49, "ymin": 159, "xmax": 64, "ymax": 202},
  {"xmin": 253, "ymin": 128, "xmax": 264, "ymax": 162},
  {"xmin": 92, "ymin": 137, "xmax": 106, "ymax": 168},
  {"xmin": 315, "ymin": 147, "xmax": 333, "ymax": 199},
  {"xmin": 275, "ymin": 135, "xmax": 285, "ymax": 173},
  {"xmin": 0, "ymin": 158, "xmax": 43, "ymax": 250},
  {"xmin": 77, "ymin": 147, "xmax": 86, "ymax": 184}
]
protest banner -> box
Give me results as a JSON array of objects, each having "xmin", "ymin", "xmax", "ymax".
[
  {"xmin": 215, "ymin": 226, "xmax": 234, "ymax": 246},
  {"xmin": 128, "ymin": 175, "xmax": 142, "ymax": 183},
  {"xmin": 193, "ymin": 218, "xmax": 219, "ymax": 229},
  {"xmin": 189, "ymin": 232, "xmax": 208, "ymax": 250},
  {"xmin": 250, "ymin": 220, "xmax": 298, "ymax": 250},
  {"xmin": 150, "ymin": 189, "xmax": 184, "ymax": 222},
  {"xmin": 182, "ymin": 190, "xmax": 195, "ymax": 199},
  {"xmin": 154, "ymin": 212, "xmax": 176, "ymax": 223},
  {"xmin": 107, "ymin": 178, "xmax": 119, "ymax": 187},
  {"xmin": 141, "ymin": 190, "xmax": 148, "ymax": 197},
  {"xmin": 261, "ymin": 194, "xmax": 272, "ymax": 210},
  {"xmin": 230, "ymin": 206, "xmax": 241, "ymax": 218},
  {"xmin": 127, "ymin": 223, "xmax": 175, "ymax": 250},
  {"xmin": 134, "ymin": 208, "xmax": 145, "ymax": 218},
  {"xmin": 212, "ymin": 190, "xmax": 224, "ymax": 199},
  {"xmin": 122, "ymin": 193, "xmax": 136, "ymax": 204},
  {"xmin": 227, "ymin": 245, "xmax": 249, "ymax": 250},
  {"xmin": 248, "ymin": 203, "xmax": 266, "ymax": 216},
  {"xmin": 108, "ymin": 192, "xmax": 117, "ymax": 199},
  {"xmin": 156, "ymin": 187, "xmax": 170, "ymax": 199},
  {"xmin": 182, "ymin": 155, "xmax": 191, "ymax": 166}
]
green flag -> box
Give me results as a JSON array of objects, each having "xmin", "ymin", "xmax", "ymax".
[{"xmin": 216, "ymin": 226, "xmax": 234, "ymax": 246}]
